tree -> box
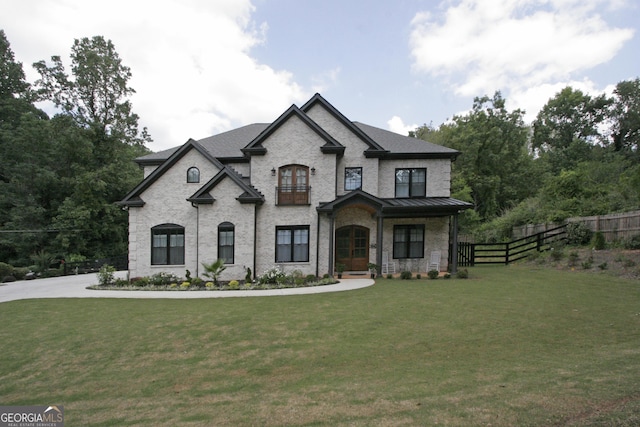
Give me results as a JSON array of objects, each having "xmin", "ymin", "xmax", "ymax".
[
  {"xmin": 532, "ymin": 87, "xmax": 610, "ymax": 173},
  {"xmin": 435, "ymin": 92, "xmax": 534, "ymax": 221},
  {"xmin": 33, "ymin": 36, "xmax": 150, "ymax": 148},
  {"xmin": 609, "ymin": 78, "xmax": 640, "ymax": 154}
]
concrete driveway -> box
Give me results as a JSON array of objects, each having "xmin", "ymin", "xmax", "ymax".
[{"xmin": 0, "ymin": 272, "xmax": 374, "ymax": 303}]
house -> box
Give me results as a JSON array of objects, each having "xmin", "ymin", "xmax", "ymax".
[{"xmin": 118, "ymin": 94, "xmax": 473, "ymax": 281}]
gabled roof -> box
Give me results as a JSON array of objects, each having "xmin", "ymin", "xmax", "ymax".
[
  {"xmin": 186, "ymin": 166, "xmax": 264, "ymax": 205},
  {"xmin": 132, "ymin": 93, "xmax": 460, "ymax": 165},
  {"xmin": 118, "ymin": 139, "xmax": 225, "ymax": 207},
  {"xmin": 317, "ymin": 190, "xmax": 473, "ymax": 218},
  {"xmin": 242, "ymin": 104, "xmax": 345, "ymax": 156}
]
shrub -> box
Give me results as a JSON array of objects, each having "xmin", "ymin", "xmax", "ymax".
[
  {"xmin": 305, "ymin": 274, "xmax": 317, "ymax": 283},
  {"xmin": 582, "ymin": 256, "xmax": 594, "ymax": 270},
  {"xmin": 416, "ymin": 273, "xmax": 422, "ymax": 280},
  {"xmin": 259, "ymin": 266, "xmax": 286, "ymax": 284},
  {"xmin": 549, "ymin": 248, "xmax": 564, "ymax": 261},
  {"xmin": 456, "ymin": 269, "xmax": 469, "ymax": 279},
  {"xmin": 591, "ymin": 231, "xmax": 606, "ymax": 250},
  {"xmin": 149, "ymin": 272, "xmax": 181, "ymax": 286},
  {"xmin": 205, "ymin": 282, "xmax": 215, "ymax": 289},
  {"xmin": 202, "ymin": 259, "xmax": 227, "ymax": 286},
  {"xmin": 624, "ymin": 234, "xmax": 640, "ymax": 250},
  {"xmin": 228, "ymin": 280, "xmax": 240, "ymax": 290},
  {"xmin": 386, "ymin": 274, "xmax": 393, "ymax": 279},
  {"xmin": 427, "ymin": 270, "xmax": 439, "ymax": 279},
  {"xmin": 245, "ymin": 267, "xmax": 252, "ymax": 284},
  {"xmin": 598, "ymin": 262, "xmax": 608, "ymax": 271},
  {"xmin": 130, "ymin": 277, "xmax": 150, "ymax": 287},
  {"xmin": 113, "ymin": 278, "xmax": 129, "ymax": 287},
  {"xmin": 568, "ymin": 251, "xmax": 580, "ymax": 267},
  {"xmin": 443, "ymin": 273, "xmax": 451, "ymax": 279},
  {"xmin": 2, "ymin": 275, "xmax": 16, "ymax": 283},
  {"xmin": 191, "ymin": 277, "xmax": 204, "ymax": 287},
  {"xmin": 566, "ymin": 222, "xmax": 592, "ymax": 245},
  {"xmin": 0, "ymin": 262, "xmax": 14, "ymax": 279},
  {"xmin": 180, "ymin": 281, "xmax": 190, "ymax": 289},
  {"xmin": 97, "ymin": 264, "xmax": 116, "ymax": 286},
  {"xmin": 13, "ymin": 267, "xmax": 29, "ymax": 280},
  {"xmin": 400, "ymin": 271, "xmax": 412, "ymax": 280}
]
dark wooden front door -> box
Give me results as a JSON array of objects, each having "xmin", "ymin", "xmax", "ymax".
[{"xmin": 336, "ymin": 226, "xmax": 369, "ymax": 271}]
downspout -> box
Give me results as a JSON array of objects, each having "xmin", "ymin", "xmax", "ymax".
[
  {"xmin": 253, "ymin": 204, "xmax": 258, "ymax": 280},
  {"xmin": 328, "ymin": 214, "xmax": 335, "ymax": 276},
  {"xmin": 376, "ymin": 213, "xmax": 383, "ymax": 277},
  {"xmin": 191, "ymin": 202, "xmax": 200, "ymax": 277},
  {"xmin": 316, "ymin": 214, "xmax": 320, "ymax": 277}
]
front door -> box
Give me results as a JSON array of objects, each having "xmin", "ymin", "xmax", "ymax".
[{"xmin": 336, "ymin": 226, "xmax": 369, "ymax": 271}]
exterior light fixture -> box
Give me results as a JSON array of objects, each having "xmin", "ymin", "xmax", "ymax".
[
  {"xmin": 311, "ymin": 167, "xmax": 316, "ymax": 175},
  {"xmin": 271, "ymin": 167, "xmax": 276, "ymax": 176}
]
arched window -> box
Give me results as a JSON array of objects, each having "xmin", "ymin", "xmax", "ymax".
[
  {"xmin": 218, "ymin": 222, "xmax": 234, "ymax": 264},
  {"xmin": 187, "ymin": 167, "xmax": 200, "ymax": 183},
  {"xmin": 277, "ymin": 165, "xmax": 309, "ymax": 205},
  {"xmin": 151, "ymin": 224, "xmax": 185, "ymax": 265}
]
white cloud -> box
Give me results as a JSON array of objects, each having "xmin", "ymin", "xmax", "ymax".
[
  {"xmin": 1, "ymin": 0, "xmax": 309, "ymax": 151},
  {"xmin": 387, "ymin": 116, "xmax": 419, "ymax": 136},
  {"xmin": 409, "ymin": 0, "xmax": 634, "ymax": 121}
]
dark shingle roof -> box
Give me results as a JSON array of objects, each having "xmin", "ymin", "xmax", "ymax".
[{"xmin": 135, "ymin": 101, "xmax": 458, "ymax": 164}]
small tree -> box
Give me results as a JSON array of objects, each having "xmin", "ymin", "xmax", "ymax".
[{"xmin": 202, "ymin": 259, "xmax": 226, "ymax": 286}]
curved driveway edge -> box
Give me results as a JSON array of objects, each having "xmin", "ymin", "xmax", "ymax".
[{"xmin": 0, "ymin": 272, "xmax": 375, "ymax": 303}]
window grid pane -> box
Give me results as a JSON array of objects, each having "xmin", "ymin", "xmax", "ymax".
[{"xmin": 345, "ymin": 167, "xmax": 362, "ymax": 191}]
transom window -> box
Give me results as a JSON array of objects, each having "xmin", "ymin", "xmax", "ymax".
[
  {"xmin": 151, "ymin": 224, "xmax": 185, "ymax": 265},
  {"xmin": 187, "ymin": 167, "xmax": 200, "ymax": 183},
  {"xmin": 395, "ymin": 168, "xmax": 426, "ymax": 198},
  {"xmin": 218, "ymin": 222, "xmax": 234, "ymax": 264},
  {"xmin": 393, "ymin": 224, "xmax": 425, "ymax": 259},
  {"xmin": 344, "ymin": 167, "xmax": 362, "ymax": 191},
  {"xmin": 278, "ymin": 165, "xmax": 309, "ymax": 205},
  {"xmin": 276, "ymin": 226, "xmax": 309, "ymax": 263}
]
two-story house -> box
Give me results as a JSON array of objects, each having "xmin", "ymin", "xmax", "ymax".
[{"xmin": 118, "ymin": 94, "xmax": 472, "ymax": 281}]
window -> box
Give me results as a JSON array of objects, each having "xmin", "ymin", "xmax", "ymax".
[
  {"xmin": 276, "ymin": 226, "xmax": 309, "ymax": 262},
  {"xmin": 278, "ymin": 165, "xmax": 309, "ymax": 205},
  {"xmin": 151, "ymin": 224, "xmax": 185, "ymax": 265},
  {"xmin": 218, "ymin": 222, "xmax": 234, "ymax": 264},
  {"xmin": 187, "ymin": 167, "xmax": 200, "ymax": 183},
  {"xmin": 393, "ymin": 225, "xmax": 424, "ymax": 259},
  {"xmin": 395, "ymin": 168, "xmax": 426, "ymax": 198},
  {"xmin": 344, "ymin": 167, "xmax": 362, "ymax": 191}
]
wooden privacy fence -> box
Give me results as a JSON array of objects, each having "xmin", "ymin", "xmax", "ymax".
[
  {"xmin": 456, "ymin": 224, "xmax": 567, "ymax": 267},
  {"xmin": 513, "ymin": 210, "xmax": 640, "ymax": 243}
]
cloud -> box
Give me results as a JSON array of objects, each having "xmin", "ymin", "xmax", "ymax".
[
  {"xmin": 1, "ymin": 0, "xmax": 309, "ymax": 151},
  {"xmin": 387, "ymin": 116, "xmax": 419, "ymax": 136},
  {"xmin": 409, "ymin": 0, "xmax": 634, "ymax": 120}
]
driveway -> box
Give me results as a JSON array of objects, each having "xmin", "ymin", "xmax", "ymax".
[{"xmin": 0, "ymin": 272, "xmax": 374, "ymax": 303}]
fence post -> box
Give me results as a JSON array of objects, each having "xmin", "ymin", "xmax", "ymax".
[{"xmin": 505, "ymin": 242, "xmax": 510, "ymax": 265}]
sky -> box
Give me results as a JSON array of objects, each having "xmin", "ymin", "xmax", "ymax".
[{"xmin": 1, "ymin": 0, "xmax": 638, "ymax": 152}]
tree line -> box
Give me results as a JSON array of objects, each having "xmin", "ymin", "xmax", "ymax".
[
  {"xmin": 1, "ymin": 28, "xmax": 638, "ymax": 267},
  {"xmin": 0, "ymin": 30, "xmax": 150, "ymax": 266},
  {"xmin": 411, "ymin": 83, "xmax": 640, "ymax": 241}
]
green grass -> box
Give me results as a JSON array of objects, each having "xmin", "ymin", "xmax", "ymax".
[{"xmin": 1, "ymin": 265, "xmax": 639, "ymax": 426}]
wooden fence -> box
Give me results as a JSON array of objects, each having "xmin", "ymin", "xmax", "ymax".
[
  {"xmin": 512, "ymin": 210, "xmax": 640, "ymax": 243},
  {"xmin": 457, "ymin": 224, "xmax": 567, "ymax": 267}
]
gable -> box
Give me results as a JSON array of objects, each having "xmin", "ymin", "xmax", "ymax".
[
  {"xmin": 242, "ymin": 104, "xmax": 344, "ymax": 156},
  {"xmin": 118, "ymin": 139, "xmax": 224, "ymax": 207}
]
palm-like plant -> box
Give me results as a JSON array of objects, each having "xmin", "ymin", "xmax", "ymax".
[{"xmin": 202, "ymin": 259, "xmax": 226, "ymax": 286}]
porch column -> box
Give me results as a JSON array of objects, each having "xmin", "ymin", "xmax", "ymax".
[
  {"xmin": 376, "ymin": 214, "xmax": 383, "ymax": 277},
  {"xmin": 451, "ymin": 212, "xmax": 459, "ymax": 274},
  {"xmin": 328, "ymin": 214, "xmax": 335, "ymax": 276}
]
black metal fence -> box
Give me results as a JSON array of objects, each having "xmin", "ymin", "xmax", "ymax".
[
  {"xmin": 456, "ymin": 224, "xmax": 568, "ymax": 267},
  {"xmin": 62, "ymin": 255, "xmax": 128, "ymax": 275}
]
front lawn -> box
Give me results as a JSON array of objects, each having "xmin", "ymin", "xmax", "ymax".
[{"xmin": 0, "ymin": 265, "xmax": 638, "ymax": 426}]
